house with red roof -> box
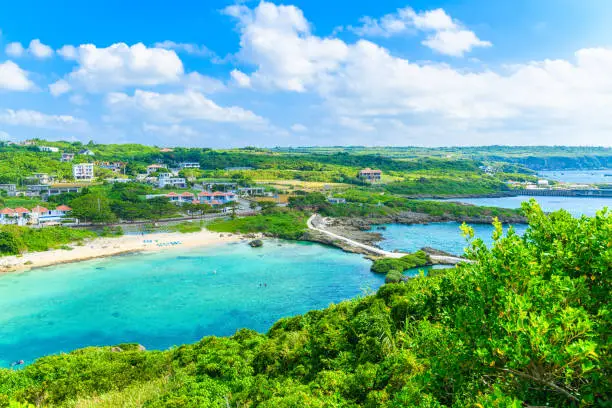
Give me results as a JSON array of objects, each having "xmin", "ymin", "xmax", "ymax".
[
  {"xmin": 0, "ymin": 205, "xmax": 76, "ymax": 226},
  {"xmin": 165, "ymin": 191, "xmax": 196, "ymax": 204},
  {"xmin": 198, "ymin": 191, "xmax": 236, "ymax": 206},
  {"xmin": 0, "ymin": 208, "xmax": 16, "ymax": 225},
  {"xmin": 358, "ymin": 168, "xmax": 382, "ymax": 183},
  {"xmin": 0, "ymin": 207, "xmax": 29, "ymax": 226}
]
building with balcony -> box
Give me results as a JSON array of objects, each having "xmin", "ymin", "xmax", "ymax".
[{"xmin": 73, "ymin": 163, "xmax": 94, "ymax": 181}]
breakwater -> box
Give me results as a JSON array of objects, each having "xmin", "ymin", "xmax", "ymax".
[{"xmin": 516, "ymin": 189, "xmax": 612, "ymax": 197}]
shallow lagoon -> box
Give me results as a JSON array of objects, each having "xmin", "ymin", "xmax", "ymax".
[
  {"xmin": 373, "ymin": 222, "xmax": 528, "ymax": 256},
  {"xmin": 0, "ymin": 240, "xmax": 381, "ymax": 367}
]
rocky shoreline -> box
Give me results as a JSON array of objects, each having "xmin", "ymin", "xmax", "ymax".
[{"xmin": 300, "ymin": 210, "xmax": 527, "ymax": 258}]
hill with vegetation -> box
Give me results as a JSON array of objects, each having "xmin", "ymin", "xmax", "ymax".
[{"xmin": 0, "ymin": 202, "xmax": 609, "ymax": 407}]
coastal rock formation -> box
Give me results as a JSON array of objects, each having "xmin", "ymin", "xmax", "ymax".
[
  {"xmin": 327, "ymin": 209, "xmax": 527, "ymax": 232},
  {"xmin": 249, "ymin": 239, "xmax": 263, "ymax": 248},
  {"xmin": 300, "ymin": 230, "xmax": 374, "ymax": 256}
]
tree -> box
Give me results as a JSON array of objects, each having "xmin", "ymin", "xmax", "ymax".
[
  {"xmin": 69, "ymin": 193, "xmax": 117, "ymax": 224},
  {"xmin": 0, "ymin": 230, "xmax": 23, "ymax": 255},
  {"xmin": 288, "ymin": 192, "xmax": 330, "ymax": 212},
  {"xmin": 147, "ymin": 197, "xmax": 177, "ymax": 221}
]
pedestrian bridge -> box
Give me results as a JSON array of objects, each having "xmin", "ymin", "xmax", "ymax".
[{"xmin": 307, "ymin": 214, "xmax": 469, "ymax": 265}]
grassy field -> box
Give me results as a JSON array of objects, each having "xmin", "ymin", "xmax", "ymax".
[{"xmin": 206, "ymin": 209, "xmax": 308, "ymax": 240}]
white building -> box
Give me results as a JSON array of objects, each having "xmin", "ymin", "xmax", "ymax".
[
  {"xmin": 73, "ymin": 163, "xmax": 94, "ymax": 181},
  {"xmin": 158, "ymin": 174, "xmax": 187, "ymax": 188},
  {"xmin": 537, "ymin": 180, "xmax": 550, "ymax": 187},
  {"xmin": 61, "ymin": 153, "xmax": 75, "ymax": 162},
  {"xmin": 78, "ymin": 149, "xmax": 95, "ymax": 156},
  {"xmin": 328, "ymin": 197, "xmax": 347, "ymax": 204},
  {"xmin": 146, "ymin": 164, "xmax": 167, "ymax": 175},
  {"xmin": 179, "ymin": 162, "xmax": 200, "ymax": 169},
  {"xmin": 29, "ymin": 205, "xmax": 76, "ymax": 225},
  {"xmin": 39, "ymin": 146, "xmax": 60, "ymax": 153}
]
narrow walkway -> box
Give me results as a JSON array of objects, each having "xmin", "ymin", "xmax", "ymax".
[{"xmin": 307, "ymin": 214, "xmax": 468, "ymax": 265}]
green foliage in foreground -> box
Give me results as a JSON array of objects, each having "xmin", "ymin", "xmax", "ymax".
[
  {"xmin": 384, "ymin": 270, "xmax": 403, "ymax": 283},
  {"xmin": 371, "ymin": 251, "xmax": 430, "ymax": 274},
  {"xmin": 0, "ymin": 202, "xmax": 610, "ymax": 407},
  {"xmin": 207, "ymin": 209, "xmax": 308, "ymax": 240},
  {"xmin": 0, "ymin": 225, "xmax": 96, "ymax": 255}
]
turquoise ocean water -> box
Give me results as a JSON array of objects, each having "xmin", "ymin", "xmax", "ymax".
[
  {"xmin": 0, "ymin": 240, "xmax": 382, "ymax": 367},
  {"xmin": 372, "ymin": 222, "xmax": 528, "ymax": 256},
  {"xmin": 1, "ymin": 196, "xmax": 608, "ymax": 367}
]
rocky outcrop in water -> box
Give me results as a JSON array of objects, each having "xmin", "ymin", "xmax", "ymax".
[{"xmin": 249, "ymin": 239, "xmax": 264, "ymax": 248}]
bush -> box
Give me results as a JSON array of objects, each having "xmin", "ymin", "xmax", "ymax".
[
  {"xmin": 371, "ymin": 251, "xmax": 430, "ymax": 274},
  {"xmin": 0, "ymin": 231, "xmax": 23, "ymax": 255},
  {"xmin": 207, "ymin": 209, "xmax": 307, "ymax": 240},
  {"xmin": 0, "ymin": 225, "xmax": 95, "ymax": 256},
  {"xmin": 385, "ymin": 270, "xmax": 403, "ymax": 283}
]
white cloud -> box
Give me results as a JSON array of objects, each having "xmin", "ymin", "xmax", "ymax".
[
  {"xmin": 0, "ymin": 109, "xmax": 88, "ymax": 131},
  {"xmin": 49, "ymin": 79, "xmax": 72, "ymax": 96},
  {"xmin": 69, "ymin": 94, "xmax": 88, "ymax": 106},
  {"xmin": 183, "ymin": 72, "xmax": 226, "ymax": 93},
  {"xmin": 348, "ymin": 7, "xmax": 490, "ymax": 57},
  {"xmin": 57, "ymin": 45, "xmax": 78, "ymax": 59},
  {"xmin": 422, "ymin": 28, "xmax": 491, "ymax": 57},
  {"xmin": 57, "ymin": 42, "xmax": 184, "ymax": 92},
  {"xmin": 224, "ymin": 1, "xmax": 349, "ymax": 91},
  {"xmin": 106, "ymin": 89, "xmax": 266, "ymax": 124},
  {"xmin": 290, "ymin": 123, "xmax": 308, "ymax": 132},
  {"xmin": 224, "ymin": 2, "xmax": 612, "ymax": 146},
  {"xmin": 0, "ymin": 61, "xmax": 35, "ymax": 91},
  {"xmin": 5, "ymin": 42, "xmax": 25, "ymax": 58},
  {"xmin": 28, "ymin": 39, "xmax": 54, "ymax": 58},
  {"xmin": 230, "ymin": 69, "xmax": 251, "ymax": 88},
  {"xmin": 5, "ymin": 40, "xmax": 54, "ymax": 58},
  {"xmin": 154, "ymin": 41, "xmax": 215, "ymax": 57},
  {"xmin": 143, "ymin": 123, "xmax": 199, "ymax": 137},
  {"xmin": 338, "ymin": 116, "xmax": 375, "ymax": 132}
]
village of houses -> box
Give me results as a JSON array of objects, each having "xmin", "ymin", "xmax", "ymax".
[{"xmin": 0, "ymin": 144, "xmax": 387, "ymax": 228}]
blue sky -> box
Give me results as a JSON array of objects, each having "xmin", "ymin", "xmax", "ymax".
[{"xmin": 0, "ymin": 0, "xmax": 611, "ymax": 147}]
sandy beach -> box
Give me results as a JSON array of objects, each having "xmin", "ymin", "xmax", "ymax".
[{"xmin": 0, "ymin": 230, "xmax": 246, "ymax": 273}]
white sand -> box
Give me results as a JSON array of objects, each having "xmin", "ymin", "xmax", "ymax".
[{"xmin": 0, "ymin": 230, "xmax": 247, "ymax": 273}]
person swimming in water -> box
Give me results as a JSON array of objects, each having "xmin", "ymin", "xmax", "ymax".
[{"xmin": 10, "ymin": 360, "xmax": 24, "ymax": 367}]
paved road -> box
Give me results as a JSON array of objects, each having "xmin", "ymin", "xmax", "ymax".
[{"xmin": 307, "ymin": 214, "xmax": 469, "ymax": 265}]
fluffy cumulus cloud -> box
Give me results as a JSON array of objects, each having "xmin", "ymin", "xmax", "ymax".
[
  {"xmin": 230, "ymin": 69, "xmax": 251, "ymax": 88},
  {"xmin": 49, "ymin": 79, "xmax": 72, "ymax": 96},
  {"xmin": 0, "ymin": 109, "xmax": 88, "ymax": 131},
  {"xmin": 55, "ymin": 42, "xmax": 184, "ymax": 92},
  {"xmin": 106, "ymin": 89, "xmax": 265, "ymax": 124},
  {"xmin": 348, "ymin": 7, "xmax": 491, "ymax": 57},
  {"xmin": 223, "ymin": 1, "xmax": 349, "ymax": 91},
  {"xmin": 0, "ymin": 61, "xmax": 35, "ymax": 91},
  {"xmin": 5, "ymin": 39, "xmax": 54, "ymax": 58},
  {"xmin": 2, "ymin": 2, "xmax": 612, "ymax": 146},
  {"xmin": 5, "ymin": 42, "xmax": 25, "ymax": 58},
  {"xmin": 28, "ymin": 39, "xmax": 54, "ymax": 58},
  {"xmin": 222, "ymin": 2, "xmax": 612, "ymax": 145}
]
